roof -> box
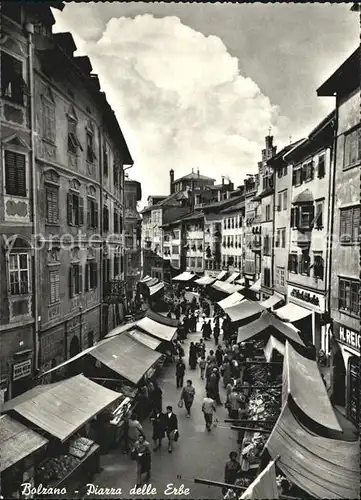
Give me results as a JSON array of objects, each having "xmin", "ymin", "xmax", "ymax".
[
  {"xmin": 136, "ymin": 317, "xmax": 178, "ymax": 342},
  {"xmin": 0, "ymin": 415, "xmax": 49, "ymax": 472},
  {"xmin": 268, "ymin": 139, "xmax": 306, "ymax": 167},
  {"xmin": 217, "ymin": 292, "xmax": 245, "ymax": 310},
  {"xmin": 105, "ymin": 321, "xmax": 138, "ymax": 338},
  {"xmin": 181, "ymin": 211, "xmax": 204, "ymax": 222},
  {"xmin": 89, "ymin": 333, "xmax": 162, "ymax": 385},
  {"xmin": 224, "ymin": 299, "xmax": 264, "ymax": 323},
  {"xmin": 146, "ymin": 309, "xmax": 180, "ymax": 327},
  {"xmin": 211, "ymin": 281, "xmax": 244, "ymax": 296},
  {"xmin": 174, "ymin": 172, "xmax": 216, "ymax": 183},
  {"xmin": 236, "ymin": 310, "xmax": 304, "ymax": 345},
  {"xmin": 126, "ymin": 329, "xmax": 162, "ymax": 351},
  {"xmin": 284, "ymin": 342, "xmax": 342, "ymax": 432},
  {"xmin": 172, "ymin": 271, "xmax": 197, "ymax": 282},
  {"xmin": 195, "ymin": 276, "xmax": 216, "ymax": 286},
  {"xmin": 3, "ymin": 375, "xmax": 121, "ymax": 442},
  {"xmin": 221, "ymin": 200, "xmax": 245, "ymax": 214},
  {"xmin": 317, "ymin": 46, "xmax": 360, "ymax": 96},
  {"xmin": 292, "ymin": 189, "xmax": 314, "ymax": 205},
  {"xmin": 202, "ymin": 196, "xmax": 243, "ymax": 212},
  {"xmin": 265, "ymin": 404, "xmax": 360, "ymax": 499}
]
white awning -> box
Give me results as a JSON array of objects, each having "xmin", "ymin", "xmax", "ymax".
[
  {"xmin": 260, "ymin": 295, "xmax": 283, "ymax": 309},
  {"xmin": 218, "ymin": 292, "xmax": 245, "ymax": 310},
  {"xmin": 216, "ymin": 270, "xmax": 228, "ymax": 280},
  {"xmin": 249, "ymin": 278, "xmax": 261, "ymax": 292},
  {"xmin": 212, "ymin": 281, "xmax": 244, "ymax": 296},
  {"xmin": 140, "ymin": 275, "xmax": 152, "ymax": 283},
  {"xmin": 225, "ymin": 272, "xmax": 240, "ymax": 284},
  {"xmin": 264, "ymin": 335, "xmax": 285, "ymax": 362},
  {"xmin": 172, "ymin": 272, "xmax": 197, "ymax": 282},
  {"xmin": 127, "ymin": 329, "xmax": 162, "ymax": 350},
  {"xmin": 235, "ymin": 278, "xmax": 245, "ymax": 286},
  {"xmin": 195, "ymin": 276, "xmax": 216, "ymax": 286},
  {"xmin": 148, "ymin": 282, "xmax": 164, "ymax": 296},
  {"xmin": 136, "ymin": 316, "xmax": 177, "ymax": 342},
  {"xmin": 275, "ymin": 302, "xmax": 312, "ymax": 323}
]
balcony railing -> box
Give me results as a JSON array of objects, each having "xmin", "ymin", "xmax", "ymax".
[{"xmin": 103, "ymin": 279, "xmax": 126, "ymax": 303}]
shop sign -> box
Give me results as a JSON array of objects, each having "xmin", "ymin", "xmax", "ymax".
[
  {"xmin": 13, "ymin": 359, "xmax": 32, "ymax": 381},
  {"xmin": 288, "ymin": 285, "xmax": 325, "ymax": 313},
  {"xmin": 334, "ymin": 323, "xmax": 360, "ymax": 352}
]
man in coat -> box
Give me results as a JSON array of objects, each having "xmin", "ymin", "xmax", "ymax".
[
  {"xmin": 165, "ymin": 405, "xmax": 178, "ymax": 453},
  {"xmin": 175, "ymin": 358, "xmax": 186, "ymax": 388}
]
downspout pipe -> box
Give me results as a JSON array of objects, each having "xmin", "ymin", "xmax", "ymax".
[
  {"xmin": 98, "ymin": 124, "xmax": 104, "ymax": 338},
  {"xmin": 26, "ymin": 23, "xmax": 39, "ymax": 372},
  {"xmin": 123, "ymin": 164, "xmax": 133, "ymax": 312},
  {"xmin": 327, "ymin": 110, "xmax": 338, "ymax": 315}
]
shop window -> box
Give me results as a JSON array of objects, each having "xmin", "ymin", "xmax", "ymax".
[
  {"xmin": 4, "ymin": 150, "xmax": 26, "ymax": 197},
  {"xmin": 315, "ymin": 200, "xmax": 324, "ymax": 229},
  {"xmin": 49, "ymin": 269, "xmax": 60, "ymax": 304},
  {"xmin": 338, "ymin": 277, "xmax": 359, "ymax": 316},
  {"xmin": 69, "ymin": 264, "xmax": 82, "ymax": 298},
  {"xmin": 288, "ymin": 253, "xmax": 298, "ymax": 274},
  {"xmin": 103, "ymin": 206, "xmax": 109, "ymax": 232},
  {"xmin": 339, "ymin": 206, "xmax": 360, "ymax": 245},
  {"xmin": 85, "ymin": 261, "xmax": 97, "ymax": 291},
  {"xmin": 9, "ymin": 253, "xmax": 29, "ymax": 295},
  {"xmin": 46, "ymin": 185, "xmax": 59, "ymax": 224},
  {"xmin": 313, "ymin": 254, "xmax": 324, "ymax": 280},
  {"xmin": 343, "ymin": 126, "xmax": 361, "ymax": 169},
  {"xmin": 67, "ymin": 192, "xmax": 84, "ymax": 227},
  {"xmin": 1, "ymin": 52, "xmax": 27, "ymax": 105},
  {"xmin": 318, "ymin": 154, "xmax": 326, "ymax": 178}
]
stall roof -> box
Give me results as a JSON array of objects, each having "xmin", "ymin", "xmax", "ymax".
[
  {"xmin": 283, "ymin": 342, "xmax": 342, "ymax": 432},
  {"xmin": 266, "ymin": 404, "xmax": 360, "ymax": 499},
  {"xmin": 240, "ymin": 459, "xmax": 279, "ymax": 499},
  {"xmin": 89, "ymin": 333, "xmax": 162, "ymax": 385},
  {"xmin": 3, "ymin": 375, "xmax": 120, "ymax": 442},
  {"xmin": 172, "ymin": 271, "xmax": 197, "ymax": 282},
  {"xmin": 195, "ymin": 276, "xmax": 216, "ymax": 286},
  {"xmin": 0, "ymin": 414, "xmax": 49, "ymax": 472},
  {"xmin": 216, "ymin": 270, "xmax": 228, "ymax": 281},
  {"xmin": 249, "ymin": 278, "xmax": 261, "ymax": 292},
  {"xmin": 218, "ymin": 292, "xmax": 245, "ymax": 310},
  {"xmin": 224, "ymin": 299, "xmax": 264, "ymax": 323},
  {"xmin": 146, "ymin": 309, "xmax": 179, "ymax": 327},
  {"xmin": 264, "ymin": 335, "xmax": 285, "ymax": 362},
  {"xmin": 127, "ymin": 329, "xmax": 162, "ymax": 350},
  {"xmin": 145, "ymin": 277, "xmax": 159, "ymax": 288},
  {"xmin": 136, "ymin": 316, "xmax": 177, "ymax": 342},
  {"xmin": 260, "ymin": 295, "xmax": 283, "ymax": 309},
  {"xmin": 236, "ymin": 311, "xmax": 304, "ymax": 345},
  {"xmin": 212, "ymin": 281, "xmax": 244, "ymax": 296},
  {"xmin": 149, "ymin": 282, "xmax": 164, "ymax": 296},
  {"xmin": 225, "ymin": 272, "xmax": 240, "ymax": 284},
  {"xmin": 140, "ymin": 275, "xmax": 152, "ymax": 283},
  {"xmin": 105, "ymin": 321, "xmax": 138, "ymax": 338},
  {"xmin": 275, "ymin": 302, "xmax": 312, "ymax": 323}
]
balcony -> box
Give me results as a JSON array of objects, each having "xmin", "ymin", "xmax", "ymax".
[
  {"xmin": 251, "ymin": 238, "xmax": 262, "ymax": 252},
  {"xmin": 103, "ymin": 279, "xmax": 126, "ymax": 303}
]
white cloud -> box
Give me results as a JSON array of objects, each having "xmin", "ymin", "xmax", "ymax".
[{"xmin": 53, "ymin": 12, "xmax": 291, "ymax": 199}]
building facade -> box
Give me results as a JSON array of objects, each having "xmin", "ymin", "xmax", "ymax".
[
  {"xmin": 124, "ymin": 177, "xmax": 142, "ymax": 299},
  {"xmin": 318, "ymin": 48, "xmax": 360, "ymax": 425},
  {"xmin": 221, "ymin": 197, "xmax": 245, "ymax": 275},
  {"xmin": 0, "ymin": 4, "xmax": 132, "ymax": 399},
  {"xmin": 243, "ymin": 176, "xmax": 261, "ymax": 289}
]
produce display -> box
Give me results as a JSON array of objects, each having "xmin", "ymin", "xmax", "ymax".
[
  {"xmin": 69, "ymin": 437, "xmax": 94, "ymax": 459},
  {"xmin": 37, "ymin": 455, "xmax": 80, "ymax": 483}
]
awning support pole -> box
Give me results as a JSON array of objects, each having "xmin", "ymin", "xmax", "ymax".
[{"xmin": 230, "ymin": 425, "xmax": 272, "ymax": 432}]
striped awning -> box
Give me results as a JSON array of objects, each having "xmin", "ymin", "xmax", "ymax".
[{"xmin": 149, "ymin": 282, "xmax": 164, "ymax": 296}]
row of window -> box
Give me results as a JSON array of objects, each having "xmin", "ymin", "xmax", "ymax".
[
  {"xmin": 68, "ymin": 262, "xmax": 98, "ymax": 299},
  {"xmin": 66, "ymin": 192, "xmax": 122, "ymax": 232},
  {"xmin": 187, "ymin": 257, "xmax": 203, "ymax": 269},
  {"xmin": 222, "ymin": 255, "xmax": 241, "ymax": 269},
  {"xmin": 292, "ymin": 154, "xmax": 326, "ymax": 186},
  {"xmin": 222, "ymin": 235, "xmax": 242, "ymax": 248},
  {"xmin": 223, "ymin": 216, "xmax": 242, "ymax": 230},
  {"xmin": 288, "ymin": 251, "xmax": 324, "ymax": 279}
]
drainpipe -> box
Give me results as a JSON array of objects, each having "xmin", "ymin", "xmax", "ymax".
[
  {"xmin": 98, "ymin": 125, "xmax": 104, "ymax": 338},
  {"xmin": 327, "ymin": 111, "xmax": 338, "ymax": 315},
  {"xmin": 25, "ymin": 23, "xmax": 39, "ymax": 372},
  {"xmin": 271, "ymin": 170, "xmax": 276, "ymax": 294},
  {"xmin": 123, "ymin": 165, "xmax": 133, "ymax": 312}
]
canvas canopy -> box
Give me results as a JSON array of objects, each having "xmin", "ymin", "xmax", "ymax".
[
  {"xmin": 249, "ymin": 278, "xmax": 261, "ymax": 292},
  {"xmin": 195, "ymin": 276, "xmax": 216, "ymax": 286},
  {"xmin": 136, "ymin": 316, "xmax": 177, "ymax": 342},
  {"xmin": 211, "ymin": 280, "xmax": 244, "ymax": 296},
  {"xmin": 240, "ymin": 459, "xmax": 279, "ymax": 499},
  {"xmin": 145, "ymin": 277, "xmax": 159, "ymax": 288},
  {"xmin": 172, "ymin": 271, "xmax": 197, "ymax": 282},
  {"xmin": 216, "ymin": 270, "xmax": 228, "ymax": 280},
  {"xmin": 260, "ymin": 295, "xmax": 283, "ymax": 309},
  {"xmin": 224, "ymin": 299, "xmax": 264, "ymax": 323},
  {"xmin": 3, "ymin": 375, "xmax": 121, "ymax": 442},
  {"xmin": 126, "ymin": 329, "xmax": 162, "ymax": 350},
  {"xmin": 140, "ymin": 275, "xmax": 152, "ymax": 283},
  {"xmin": 275, "ymin": 302, "xmax": 312, "ymax": 322},
  {"xmin": 225, "ymin": 272, "xmax": 240, "ymax": 284},
  {"xmin": 146, "ymin": 309, "xmax": 179, "ymax": 327},
  {"xmin": 236, "ymin": 311, "xmax": 304, "ymax": 345},
  {"xmin": 148, "ymin": 282, "xmax": 164, "ymax": 296},
  {"xmin": 264, "ymin": 335, "xmax": 285, "ymax": 362},
  {"xmin": 218, "ymin": 292, "xmax": 245, "ymax": 310},
  {"xmin": 283, "ymin": 342, "xmax": 342, "ymax": 431},
  {"xmin": 266, "ymin": 404, "xmax": 360, "ymax": 499}
]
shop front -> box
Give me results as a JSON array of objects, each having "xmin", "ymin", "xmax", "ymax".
[
  {"xmin": 9, "ymin": 352, "xmax": 33, "ymax": 399},
  {"xmin": 332, "ymin": 322, "xmax": 360, "ymax": 426}
]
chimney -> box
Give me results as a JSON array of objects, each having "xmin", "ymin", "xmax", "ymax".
[
  {"xmin": 197, "ymin": 168, "xmax": 200, "ymax": 178},
  {"xmin": 221, "ymin": 176, "xmax": 225, "ymax": 186},
  {"xmin": 170, "ymin": 169, "xmax": 175, "ymax": 194}
]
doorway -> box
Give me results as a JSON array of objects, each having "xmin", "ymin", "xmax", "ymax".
[{"xmin": 332, "ymin": 348, "xmax": 346, "ymax": 407}]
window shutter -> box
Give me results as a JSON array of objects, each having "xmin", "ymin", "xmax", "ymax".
[
  {"xmin": 67, "ymin": 193, "xmax": 73, "ymax": 225},
  {"xmin": 5, "ymin": 151, "xmax": 26, "ymax": 196},
  {"xmin": 310, "ymin": 161, "xmax": 315, "ymax": 180},
  {"xmin": 68, "ymin": 267, "xmax": 73, "ymax": 298},
  {"xmin": 352, "ymin": 207, "xmax": 360, "ymax": 243},
  {"xmin": 78, "ymin": 265, "xmax": 83, "ymax": 294},
  {"xmin": 318, "ymin": 155, "xmax": 325, "ymax": 178},
  {"xmin": 310, "ymin": 204, "xmax": 315, "ymax": 227},
  {"xmin": 87, "ymin": 199, "xmax": 91, "ymax": 227},
  {"xmin": 94, "ymin": 202, "xmax": 99, "ymax": 229},
  {"xmin": 78, "ymin": 197, "xmax": 84, "ymax": 226},
  {"xmin": 85, "ymin": 263, "xmax": 89, "ymax": 291},
  {"xmin": 298, "ymin": 255, "xmax": 303, "ymax": 274},
  {"xmin": 295, "ymin": 207, "xmax": 300, "ymax": 228},
  {"xmin": 291, "ymin": 208, "xmax": 295, "ymax": 227}
]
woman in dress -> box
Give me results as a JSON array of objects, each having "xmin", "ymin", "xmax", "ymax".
[
  {"xmin": 149, "ymin": 408, "xmax": 166, "ymax": 451},
  {"xmin": 131, "ymin": 434, "xmax": 152, "ymax": 487}
]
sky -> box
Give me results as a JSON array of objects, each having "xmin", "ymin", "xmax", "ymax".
[{"xmin": 52, "ymin": 3, "xmax": 358, "ymax": 202}]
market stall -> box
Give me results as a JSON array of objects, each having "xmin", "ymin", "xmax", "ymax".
[
  {"xmin": 195, "ymin": 276, "xmax": 216, "ymax": 287},
  {"xmin": 218, "ymin": 292, "xmax": 245, "ymax": 311},
  {"xmin": 260, "ymin": 294, "xmax": 284, "ymax": 311},
  {"xmin": 0, "ymin": 414, "xmax": 49, "ymax": 498},
  {"xmin": 225, "ymin": 272, "xmax": 240, "ymax": 284},
  {"xmin": 216, "ymin": 270, "xmax": 228, "ymax": 281},
  {"xmin": 172, "ymin": 271, "xmax": 198, "ymax": 283},
  {"xmin": 223, "ymin": 300, "xmax": 264, "ymax": 326},
  {"xmin": 2, "ymin": 375, "xmax": 122, "ymax": 496}
]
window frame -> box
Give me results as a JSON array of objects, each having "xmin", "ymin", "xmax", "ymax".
[
  {"xmin": 45, "ymin": 184, "xmax": 59, "ymax": 225},
  {"xmin": 49, "ymin": 269, "xmax": 60, "ymax": 304},
  {"xmin": 9, "ymin": 252, "xmax": 30, "ymax": 296},
  {"xmin": 42, "ymin": 96, "xmax": 56, "ymax": 144},
  {"xmin": 4, "ymin": 149, "xmax": 27, "ymax": 197},
  {"xmin": 339, "ymin": 206, "xmax": 360, "ymax": 245},
  {"xmin": 1, "ymin": 50, "xmax": 27, "ymax": 106},
  {"xmin": 343, "ymin": 126, "xmax": 361, "ymax": 170},
  {"xmin": 338, "ymin": 277, "xmax": 359, "ymax": 317}
]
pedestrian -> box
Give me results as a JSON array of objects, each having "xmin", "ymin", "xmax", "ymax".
[
  {"xmin": 199, "ymin": 338, "xmax": 206, "ymax": 357},
  {"xmin": 213, "ymin": 324, "xmax": 220, "ymax": 345},
  {"xmin": 131, "ymin": 434, "xmax": 152, "ymax": 487},
  {"xmin": 215, "ymin": 345, "xmax": 223, "ymax": 367},
  {"xmin": 179, "ymin": 379, "xmax": 196, "ymax": 417},
  {"xmin": 151, "ymin": 381, "xmax": 163, "ymax": 413},
  {"xmin": 227, "ymin": 388, "xmax": 243, "ymax": 419},
  {"xmin": 207, "ymin": 367, "xmax": 222, "ymax": 405},
  {"xmin": 127, "ymin": 413, "xmax": 145, "ymax": 454},
  {"xmin": 202, "ymin": 392, "xmax": 217, "ymax": 431},
  {"xmin": 176, "ymin": 358, "xmax": 186, "ymax": 388},
  {"xmin": 221, "ymin": 357, "xmax": 232, "ymax": 388},
  {"xmin": 207, "ymin": 349, "xmax": 216, "ymax": 366},
  {"xmin": 175, "ymin": 304, "xmax": 181, "ymax": 321},
  {"xmin": 165, "ymin": 405, "xmax": 179, "ymax": 453},
  {"xmin": 206, "ymin": 320, "xmax": 212, "ymax": 340},
  {"xmin": 199, "ymin": 355, "xmax": 207, "ymax": 380},
  {"xmin": 224, "ymin": 451, "xmax": 242, "ymax": 485},
  {"xmin": 149, "ymin": 408, "xmax": 166, "ymax": 451},
  {"xmin": 189, "ymin": 342, "xmax": 197, "ymax": 370}
]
